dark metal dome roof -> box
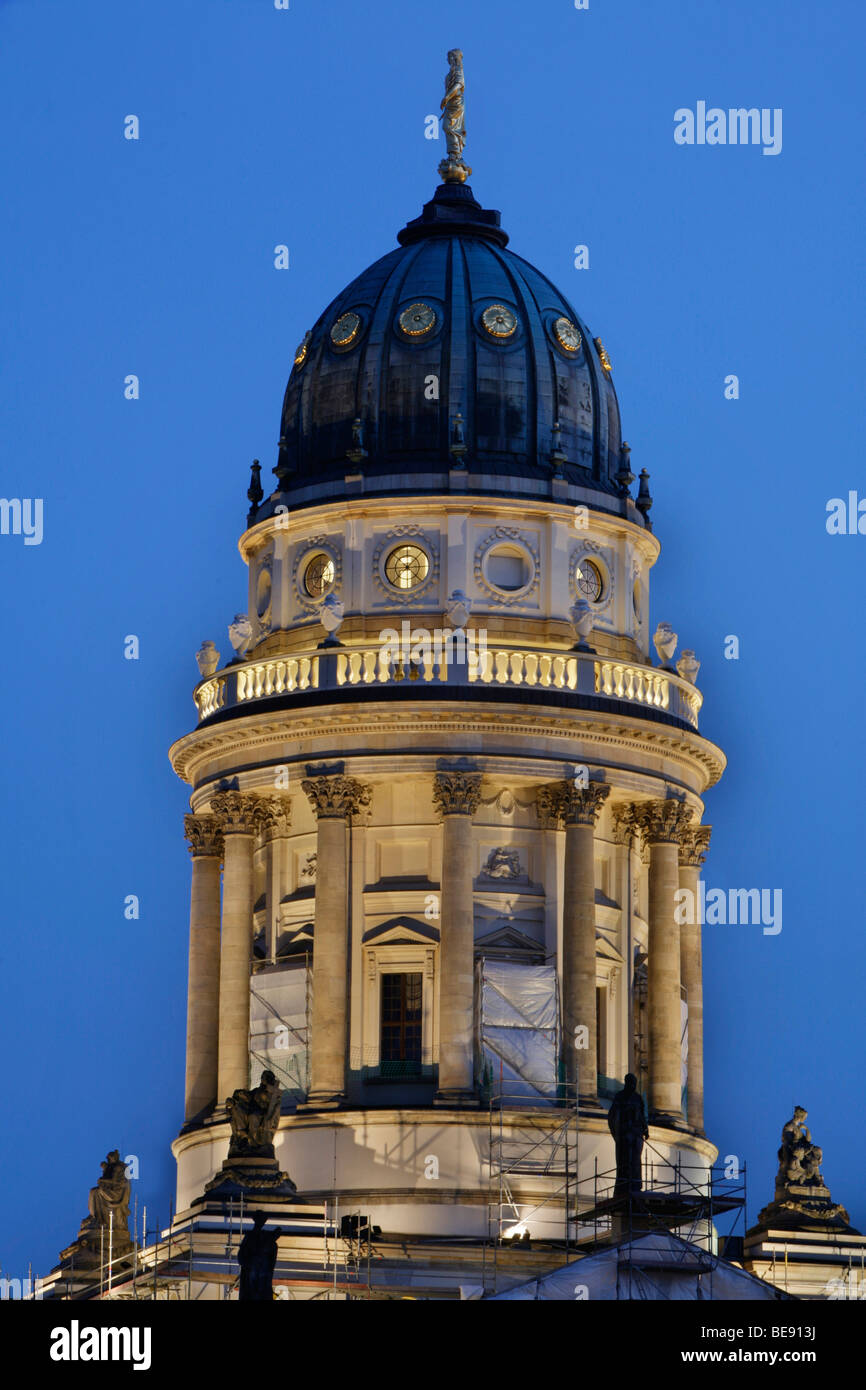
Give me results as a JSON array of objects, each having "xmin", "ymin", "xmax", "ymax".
[{"xmin": 256, "ymin": 182, "xmax": 630, "ymax": 519}]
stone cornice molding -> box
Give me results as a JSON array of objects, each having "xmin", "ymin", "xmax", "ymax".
[
  {"xmin": 183, "ymin": 814, "xmax": 224, "ymax": 859},
  {"xmin": 432, "ymin": 771, "xmax": 483, "ymax": 818},
  {"xmin": 171, "ymin": 709, "xmax": 725, "ymax": 795},
  {"xmin": 301, "ymin": 775, "xmax": 372, "ymax": 821},
  {"xmin": 679, "ymin": 824, "xmax": 712, "ymax": 868},
  {"xmin": 632, "ymin": 798, "xmax": 694, "ymax": 847},
  {"xmin": 209, "ymin": 790, "xmax": 265, "ymax": 836}
]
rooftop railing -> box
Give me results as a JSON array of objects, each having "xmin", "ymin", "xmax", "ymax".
[{"xmin": 193, "ymin": 641, "xmax": 702, "ymax": 730}]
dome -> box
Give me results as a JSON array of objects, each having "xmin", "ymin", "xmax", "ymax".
[{"xmin": 257, "ymin": 181, "xmax": 633, "ymax": 521}]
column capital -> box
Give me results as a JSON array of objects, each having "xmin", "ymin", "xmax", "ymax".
[
  {"xmin": 679, "ymin": 824, "xmax": 712, "ymax": 868},
  {"xmin": 433, "ymin": 770, "xmax": 482, "ymax": 818},
  {"xmin": 302, "ymin": 775, "xmax": 372, "ymax": 820},
  {"xmin": 535, "ymin": 783, "xmax": 563, "ymax": 830},
  {"xmin": 536, "ymin": 780, "xmax": 610, "ymax": 828},
  {"xmin": 209, "ymin": 790, "xmax": 265, "ymax": 835},
  {"xmin": 632, "ymin": 798, "xmax": 694, "ymax": 846},
  {"xmin": 561, "ymin": 781, "xmax": 610, "ymax": 826},
  {"xmin": 611, "ymin": 803, "xmax": 639, "ymax": 845},
  {"xmin": 184, "ymin": 813, "xmax": 224, "ymax": 859},
  {"xmin": 256, "ymin": 795, "xmax": 293, "ymax": 842}
]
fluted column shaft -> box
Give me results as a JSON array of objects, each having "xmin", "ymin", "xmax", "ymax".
[
  {"xmin": 633, "ymin": 799, "xmax": 694, "ymax": 1121},
  {"xmin": 545, "ymin": 781, "xmax": 610, "ymax": 1102},
  {"xmin": 680, "ymin": 826, "xmax": 711, "ymax": 1132},
  {"xmin": 183, "ymin": 816, "xmax": 223, "ymax": 1121},
  {"xmin": 258, "ymin": 798, "xmax": 292, "ymax": 962},
  {"xmin": 302, "ymin": 775, "xmax": 371, "ymax": 1107},
  {"xmin": 433, "ymin": 771, "xmax": 482, "ymax": 1103},
  {"xmin": 211, "ymin": 792, "xmax": 261, "ymax": 1101}
]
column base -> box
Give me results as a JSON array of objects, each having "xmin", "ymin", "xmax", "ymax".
[
  {"xmin": 577, "ymin": 1093, "xmax": 606, "ymax": 1115},
  {"xmin": 433, "ymin": 1089, "xmax": 479, "ymax": 1109},
  {"xmin": 649, "ymin": 1109, "xmax": 686, "ymax": 1131},
  {"xmin": 296, "ymin": 1092, "xmax": 345, "ymax": 1112}
]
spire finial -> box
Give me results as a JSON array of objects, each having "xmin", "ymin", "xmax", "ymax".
[{"xmin": 438, "ymin": 49, "xmax": 472, "ymax": 184}]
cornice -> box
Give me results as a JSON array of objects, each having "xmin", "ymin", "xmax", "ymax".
[{"xmin": 170, "ymin": 700, "xmax": 725, "ymax": 797}]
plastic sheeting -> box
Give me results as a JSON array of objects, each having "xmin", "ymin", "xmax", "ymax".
[
  {"xmin": 487, "ymin": 1232, "xmax": 786, "ymax": 1301},
  {"xmin": 249, "ymin": 963, "xmax": 311, "ymax": 1100},
  {"xmin": 478, "ymin": 960, "xmax": 559, "ymax": 1103}
]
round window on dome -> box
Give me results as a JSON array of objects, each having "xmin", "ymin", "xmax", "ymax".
[
  {"xmin": 330, "ymin": 311, "xmax": 362, "ymax": 348},
  {"xmin": 486, "ymin": 544, "xmax": 530, "ymax": 593},
  {"xmin": 303, "ymin": 553, "xmax": 336, "ymax": 598},
  {"xmin": 575, "ymin": 558, "xmax": 603, "ymax": 603},
  {"xmin": 384, "ymin": 543, "xmax": 429, "ymax": 591},
  {"xmin": 256, "ymin": 567, "xmax": 272, "ymax": 618}
]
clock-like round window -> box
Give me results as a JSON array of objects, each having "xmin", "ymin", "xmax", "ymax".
[
  {"xmin": 481, "ymin": 304, "xmax": 518, "ymax": 339},
  {"xmin": 575, "ymin": 557, "xmax": 603, "ymax": 603},
  {"xmin": 384, "ymin": 543, "xmax": 429, "ymax": 591},
  {"xmin": 553, "ymin": 316, "xmax": 582, "ymax": 353},
  {"xmin": 330, "ymin": 311, "xmax": 361, "ymax": 348},
  {"xmin": 294, "ymin": 331, "xmax": 311, "ymax": 367},
  {"xmin": 303, "ymin": 553, "xmax": 335, "ymax": 598},
  {"xmin": 398, "ymin": 302, "xmax": 437, "ymax": 337}
]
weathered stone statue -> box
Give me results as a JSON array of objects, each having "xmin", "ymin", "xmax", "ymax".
[
  {"xmin": 608, "ymin": 1074, "xmax": 649, "ymax": 1196},
  {"xmin": 237, "ymin": 1212, "xmax": 283, "ymax": 1302},
  {"xmin": 85, "ymin": 1150, "xmax": 132, "ymax": 1239},
  {"xmin": 226, "ymin": 1070, "xmax": 282, "ymax": 1158},
  {"xmin": 756, "ymin": 1105, "xmax": 850, "ymax": 1228},
  {"xmin": 439, "ymin": 49, "xmax": 471, "ymax": 183}
]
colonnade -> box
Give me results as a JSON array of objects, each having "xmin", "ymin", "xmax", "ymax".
[{"xmin": 182, "ymin": 776, "xmax": 711, "ymax": 1130}]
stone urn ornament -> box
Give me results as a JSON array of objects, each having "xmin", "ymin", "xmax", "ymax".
[
  {"xmin": 570, "ymin": 599, "xmax": 595, "ymax": 652},
  {"xmin": 676, "ymin": 649, "xmax": 701, "ymax": 685},
  {"xmin": 195, "ymin": 640, "xmax": 220, "ymax": 679},
  {"xmin": 445, "ymin": 589, "xmax": 472, "ymax": 630},
  {"xmin": 228, "ymin": 613, "xmax": 253, "ymax": 662},
  {"xmin": 319, "ymin": 592, "xmax": 345, "ymax": 646},
  {"xmin": 653, "ymin": 621, "xmax": 678, "ymax": 668}
]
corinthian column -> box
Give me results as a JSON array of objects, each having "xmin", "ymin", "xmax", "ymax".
[
  {"xmin": 183, "ymin": 814, "xmax": 224, "ymax": 1122},
  {"xmin": 632, "ymin": 798, "xmax": 694, "ymax": 1122},
  {"xmin": 257, "ymin": 796, "xmax": 292, "ymax": 961},
  {"xmin": 433, "ymin": 770, "xmax": 482, "ymax": 1105},
  {"xmin": 559, "ymin": 782, "xmax": 611, "ymax": 1104},
  {"xmin": 210, "ymin": 791, "xmax": 263, "ymax": 1101},
  {"xmin": 679, "ymin": 824, "xmax": 712, "ymax": 1133},
  {"xmin": 301, "ymin": 775, "xmax": 371, "ymax": 1108}
]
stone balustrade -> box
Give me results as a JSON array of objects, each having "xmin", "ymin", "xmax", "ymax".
[{"xmin": 192, "ymin": 643, "xmax": 702, "ymax": 729}]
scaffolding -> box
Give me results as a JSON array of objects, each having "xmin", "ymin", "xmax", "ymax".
[{"xmin": 483, "ymin": 1077, "xmax": 580, "ymax": 1294}]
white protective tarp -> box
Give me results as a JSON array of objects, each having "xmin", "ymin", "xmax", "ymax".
[
  {"xmin": 487, "ymin": 1232, "xmax": 785, "ymax": 1301},
  {"xmin": 478, "ymin": 960, "xmax": 559, "ymax": 1103},
  {"xmin": 249, "ymin": 963, "xmax": 311, "ymax": 1098}
]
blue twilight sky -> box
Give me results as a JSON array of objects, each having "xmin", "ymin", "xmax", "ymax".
[{"xmin": 1, "ymin": 0, "xmax": 864, "ymax": 1277}]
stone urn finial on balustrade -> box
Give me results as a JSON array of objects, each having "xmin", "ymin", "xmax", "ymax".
[
  {"xmin": 653, "ymin": 621, "xmax": 678, "ymax": 669},
  {"xmin": 445, "ymin": 589, "xmax": 471, "ymax": 630},
  {"xmin": 318, "ymin": 593, "xmax": 345, "ymax": 648},
  {"xmin": 570, "ymin": 600, "xmax": 595, "ymax": 653},
  {"xmin": 228, "ymin": 614, "xmax": 253, "ymax": 663},
  {"xmin": 676, "ymin": 649, "xmax": 701, "ymax": 685},
  {"xmin": 196, "ymin": 640, "xmax": 220, "ymax": 679}
]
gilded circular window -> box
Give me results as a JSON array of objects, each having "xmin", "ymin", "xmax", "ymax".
[
  {"xmin": 330, "ymin": 311, "xmax": 361, "ymax": 348},
  {"xmin": 481, "ymin": 304, "xmax": 518, "ymax": 339},
  {"xmin": 303, "ymin": 553, "xmax": 335, "ymax": 598},
  {"xmin": 384, "ymin": 543, "xmax": 429, "ymax": 591},
  {"xmin": 575, "ymin": 557, "xmax": 603, "ymax": 603},
  {"xmin": 398, "ymin": 302, "xmax": 437, "ymax": 337}
]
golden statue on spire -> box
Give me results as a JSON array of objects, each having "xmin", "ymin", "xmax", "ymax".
[{"xmin": 438, "ymin": 49, "xmax": 472, "ymax": 184}]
